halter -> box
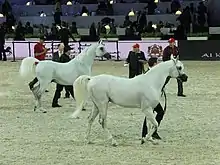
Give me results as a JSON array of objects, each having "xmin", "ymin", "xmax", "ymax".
[{"xmin": 172, "ymin": 58, "xmax": 182, "ymax": 77}]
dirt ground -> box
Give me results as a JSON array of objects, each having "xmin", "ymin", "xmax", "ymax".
[{"xmin": 0, "ymin": 61, "xmax": 220, "ymax": 165}]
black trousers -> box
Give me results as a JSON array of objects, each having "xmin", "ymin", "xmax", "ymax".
[
  {"xmin": 129, "ymin": 69, "xmax": 142, "ymax": 78},
  {"xmin": 0, "ymin": 44, "xmax": 6, "ymax": 61},
  {"xmin": 164, "ymin": 76, "xmax": 183, "ymax": 95},
  {"xmin": 142, "ymin": 103, "xmax": 164, "ymax": 138},
  {"xmin": 52, "ymin": 84, "xmax": 74, "ymax": 105}
]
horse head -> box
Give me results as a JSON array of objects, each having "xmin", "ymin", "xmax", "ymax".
[
  {"xmin": 169, "ymin": 55, "xmax": 188, "ymax": 82},
  {"xmin": 95, "ymin": 40, "xmax": 111, "ymax": 59}
]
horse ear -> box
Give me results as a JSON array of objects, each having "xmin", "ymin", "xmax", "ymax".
[
  {"xmin": 176, "ymin": 55, "xmax": 179, "ymax": 60},
  {"xmin": 170, "ymin": 54, "xmax": 174, "ymax": 60},
  {"xmin": 98, "ymin": 39, "xmax": 103, "ymax": 45}
]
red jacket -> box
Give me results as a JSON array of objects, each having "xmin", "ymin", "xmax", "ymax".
[
  {"xmin": 162, "ymin": 45, "xmax": 179, "ymax": 61},
  {"xmin": 34, "ymin": 42, "xmax": 46, "ymax": 61}
]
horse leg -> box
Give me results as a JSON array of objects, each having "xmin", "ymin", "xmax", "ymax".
[
  {"xmin": 35, "ymin": 79, "xmax": 50, "ymax": 113},
  {"xmin": 85, "ymin": 102, "xmax": 99, "ymax": 144},
  {"xmin": 142, "ymin": 108, "xmax": 159, "ymax": 145},
  {"xmin": 31, "ymin": 84, "xmax": 40, "ymax": 111},
  {"xmin": 98, "ymin": 101, "xmax": 117, "ymax": 146}
]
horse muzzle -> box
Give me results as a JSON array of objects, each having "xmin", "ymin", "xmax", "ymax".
[
  {"xmin": 178, "ymin": 74, "xmax": 188, "ymax": 82},
  {"xmin": 103, "ymin": 53, "xmax": 111, "ymax": 60}
]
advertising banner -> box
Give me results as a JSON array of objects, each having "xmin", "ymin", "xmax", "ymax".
[
  {"xmin": 4, "ymin": 40, "xmax": 174, "ymax": 60},
  {"xmin": 179, "ymin": 40, "xmax": 220, "ymax": 61}
]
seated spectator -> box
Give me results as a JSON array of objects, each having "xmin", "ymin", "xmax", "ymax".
[
  {"xmin": 122, "ymin": 16, "xmax": 132, "ymax": 28},
  {"xmin": 147, "ymin": 0, "xmax": 157, "ymax": 15},
  {"xmin": 89, "ymin": 22, "xmax": 97, "ymax": 38},
  {"xmin": 157, "ymin": 21, "xmax": 164, "ymax": 32},
  {"xmin": 50, "ymin": 23, "xmax": 58, "ymax": 40},
  {"xmin": 144, "ymin": 21, "xmax": 155, "ymax": 33},
  {"xmin": 14, "ymin": 22, "xmax": 25, "ymax": 41},
  {"xmin": 39, "ymin": 24, "xmax": 48, "ymax": 36},
  {"xmin": 81, "ymin": 6, "xmax": 89, "ymax": 15},
  {"xmin": 25, "ymin": 22, "xmax": 33, "ymax": 34},
  {"xmin": 171, "ymin": 0, "xmax": 181, "ymax": 14},
  {"xmin": 109, "ymin": 19, "xmax": 116, "ymax": 34},
  {"xmin": 125, "ymin": 25, "xmax": 135, "ymax": 36},
  {"xmin": 70, "ymin": 22, "xmax": 78, "ymax": 35}
]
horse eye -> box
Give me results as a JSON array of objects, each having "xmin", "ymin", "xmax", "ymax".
[
  {"xmin": 177, "ymin": 66, "xmax": 182, "ymax": 70},
  {"xmin": 100, "ymin": 47, "xmax": 104, "ymax": 51}
]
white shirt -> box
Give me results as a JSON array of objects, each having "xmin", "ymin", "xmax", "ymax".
[{"xmin": 58, "ymin": 51, "xmax": 63, "ymax": 57}]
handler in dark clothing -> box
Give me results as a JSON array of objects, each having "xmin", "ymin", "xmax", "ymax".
[
  {"xmin": 0, "ymin": 24, "xmax": 6, "ymax": 61},
  {"xmin": 52, "ymin": 45, "xmax": 74, "ymax": 108},
  {"xmin": 163, "ymin": 38, "xmax": 186, "ymax": 97},
  {"xmin": 52, "ymin": 43, "xmax": 71, "ymax": 99},
  {"xmin": 141, "ymin": 57, "xmax": 165, "ymax": 142},
  {"xmin": 126, "ymin": 43, "xmax": 147, "ymax": 78}
]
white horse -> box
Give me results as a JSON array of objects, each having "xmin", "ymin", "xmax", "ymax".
[
  {"xmin": 19, "ymin": 40, "xmax": 109, "ymax": 113},
  {"xmin": 71, "ymin": 56, "xmax": 188, "ymax": 146}
]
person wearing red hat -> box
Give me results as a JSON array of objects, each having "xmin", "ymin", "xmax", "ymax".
[
  {"xmin": 29, "ymin": 36, "xmax": 50, "ymax": 92},
  {"xmin": 162, "ymin": 38, "xmax": 186, "ymax": 97},
  {"xmin": 125, "ymin": 43, "xmax": 147, "ymax": 78}
]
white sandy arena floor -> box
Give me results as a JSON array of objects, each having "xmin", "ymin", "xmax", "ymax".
[{"xmin": 0, "ymin": 61, "xmax": 220, "ymax": 165}]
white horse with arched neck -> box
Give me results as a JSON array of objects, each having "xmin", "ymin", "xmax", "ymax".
[
  {"xmin": 19, "ymin": 40, "xmax": 108, "ymax": 113},
  {"xmin": 71, "ymin": 55, "xmax": 188, "ymax": 146}
]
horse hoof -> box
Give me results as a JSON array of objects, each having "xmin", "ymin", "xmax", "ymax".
[
  {"xmin": 43, "ymin": 111, "xmax": 47, "ymax": 113},
  {"xmin": 82, "ymin": 108, "xmax": 86, "ymax": 111},
  {"xmin": 151, "ymin": 140, "xmax": 159, "ymax": 145},
  {"xmin": 34, "ymin": 106, "xmax": 37, "ymax": 111},
  {"xmin": 112, "ymin": 142, "xmax": 118, "ymax": 147},
  {"xmin": 70, "ymin": 115, "xmax": 79, "ymax": 119},
  {"xmin": 112, "ymin": 140, "xmax": 118, "ymax": 147},
  {"xmin": 141, "ymin": 139, "xmax": 145, "ymax": 144}
]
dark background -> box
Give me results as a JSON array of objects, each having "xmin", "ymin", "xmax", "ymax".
[{"xmin": 179, "ymin": 40, "xmax": 220, "ymax": 61}]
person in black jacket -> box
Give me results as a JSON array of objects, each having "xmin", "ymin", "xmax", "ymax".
[
  {"xmin": 163, "ymin": 38, "xmax": 186, "ymax": 97},
  {"xmin": 52, "ymin": 43, "xmax": 71, "ymax": 99},
  {"xmin": 0, "ymin": 24, "xmax": 6, "ymax": 61},
  {"xmin": 141, "ymin": 57, "xmax": 165, "ymax": 143},
  {"xmin": 126, "ymin": 43, "xmax": 147, "ymax": 78},
  {"xmin": 52, "ymin": 45, "xmax": 74, "ymax": 108}
]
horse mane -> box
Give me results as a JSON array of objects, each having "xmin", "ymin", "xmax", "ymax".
[
  {"xmin": 74, "ymin": 43, "xmax": 98, "ymax": 60},
  {"xmin": 145, "ymin": 60, "xmax": 173, "ymax": 75}
]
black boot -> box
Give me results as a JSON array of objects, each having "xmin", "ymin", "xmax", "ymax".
[
  {"xmin": 177, "ymin": 79, "xmax": 186, "ymax": 97},
  {"xmin": 52, "ymin": 84, "xmax": 63, "ymax": 108},
  {"xmin": 29, "ymin": 77, "xmax": 38, "ymax": 90}
]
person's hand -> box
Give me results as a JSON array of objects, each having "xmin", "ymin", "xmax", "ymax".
[{"xmin": 139, "ymin": 60, "xmax": 145, "ymax": 63}]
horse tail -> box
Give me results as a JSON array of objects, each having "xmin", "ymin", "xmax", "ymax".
[
  {"xmin": 71, "ymin": 75, "xmax": 91, "ymax": 118},
  {"xmin": 19, "ymin": 57, "xmax": 39, "ymax": 78}
]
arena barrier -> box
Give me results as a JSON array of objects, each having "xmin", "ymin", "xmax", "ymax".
[
  {"xmin": 179, "ymin": 40, "xmax": 220, "ymax": 61},
  {"xmin": 5, "ymin": 40, "xmax": 177, "ymax": 61}
]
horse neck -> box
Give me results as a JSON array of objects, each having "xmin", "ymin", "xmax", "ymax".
[
  {"xmin": 143, "ymin": 61, "xmax": 171, "ymax": 91},
  {"xmin": 70, "ymin": 44, "xmax": 97, "ymax": 66}
]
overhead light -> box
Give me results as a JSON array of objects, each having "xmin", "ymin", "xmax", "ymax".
[
  {"xmin": 152, "ymin": 24, "xmax": 157, "ymax": 29},
  {"xmin": 154, "ymin": 0, "xmax": 159, "ymax": 3},
  {"xmin": 175, "ymin": 10, "xmax": 182, "ymax": 15},
  {"xmin": 12, "ymin": 26, "xmax": 15, "ymax": 30},
  {"xmin": 0, "ymin": 13, "xmax": 4, "ymax": 17},
  {"xmin": 66, "ymin": 1, "xmax": 72, "ymax": 5},
  {"xmin": 26, "ymin": 1, "xmax": 31, "ymax": 6},
  {"xmin": 109, "ymin": 0, "xmax": 114, "ymax": 4},
  {"xmin": 40, "ymin": 13, "xmax": 46, "ymax": 17},
  {"xmin": 82, "ymin": 13, "xmax": 88, "ymax": 16},
  {"xmin": 104, "ymin": 25, "xmax": 110, "ymax": 30},
  {"xmin": 128, "ymin": 9, "xmax": 135, "ymax": 16}
]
